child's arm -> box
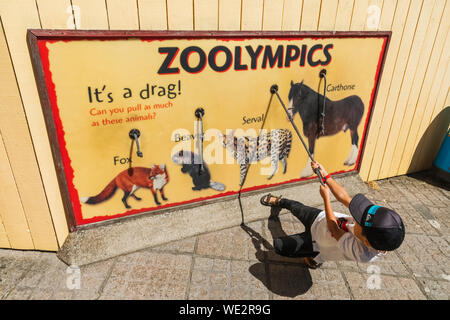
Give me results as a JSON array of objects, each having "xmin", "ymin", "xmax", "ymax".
[
  {"xmin": 320, "ymin": 184, "xmax": 346, "ymax": 241},
  {"xmin": 312, "ymin": 162, "xmax": 352, "ymax": 208}
]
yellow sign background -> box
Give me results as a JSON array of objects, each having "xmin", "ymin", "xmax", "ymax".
[{"xmin": 42, "ymin": 36, "xmax": 385, "ymax": 224}]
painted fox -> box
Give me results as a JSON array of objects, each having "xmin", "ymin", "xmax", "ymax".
[{"xmin": 80, "ymin": 164, "xmax": 169, "ymax": 209}]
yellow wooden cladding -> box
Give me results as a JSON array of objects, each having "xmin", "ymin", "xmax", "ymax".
[
  {"xmin": 0, "ymin": 0, "xmax": 448, "ymax": 250},
  {"xmin": 376, "ymin": 0, "xmax": 428, "ymax": 180},
  {"xmin": 262, "ymin": 0, "xmax": 283, "ymax": 31},
  {"xmin": 0, "ymin": 0, "xmax": 59, "ymax": 251},
  {"xmin": 301, "ymin": 0, "xmax": 321, "ymax": 30},
  {"xmin": 359, "ymin": 0, "xmax": 411, "ymax": 181},
  {"xmin": 71, "ymin": 0, "xmax": 109, "ymax": 29},
  {"xmin": 385, "ymin": 0, "xmax": 439, "ymax": 177},
  {"xmin": 218, "ymin": 0, "xmax": 241, "ymax": 30},
  {"xmin": 335, "ymin": 0, "xmax": 354, "ymax": 31},
  {"xmin": 36, "ymin": 0, "xmax": 73, "ymax": 29},
  {"xmin": 34, "ymin": 0, "xmax": 80, "ymax": 249},
  {"xmin": 412, "ymin": 29, "xmax": 450, "ymax": 170},
  {"xmin": 318, "ymin": 0, "xmax": 338, "ymax": 30},
  {"xmin": 0, "ymin": 211, "xmax": 10, "ymax": 248},
  {"xmin": 241, "ymin": 0, "xmax": 263, "ymax": 30},
  {"xmin": 194, "ymin": 0, "xmax": 218, "ymax": 30},
  {"xmin": 0, "ymin": 132, "xmax": 34, "ymax": 249},
  {"xmin": 106, "ymin": 0, "xmax": 139, "ymax": 30},
  {"xmin": 397, "ymin": 0, "xmax": 449, "ymax": 174},
  {"xmin": 167, "ymin": 0, "xmax": 193, "ymax": 30},
  {"xmin": 281, "ymin": 0, "xmax": 302, "ymax": 31},
  {"xmin": 138, "ymin": 0, "xmax": 168, "ymax": 30},
  {"xmin": 378, "ymin": 0, "xmax": 397, "ymax": 31}
]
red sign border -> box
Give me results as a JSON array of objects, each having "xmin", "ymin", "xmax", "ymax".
[{"xmin": 27, "ymin": 30, "xmax": 391, "ymax": 231}]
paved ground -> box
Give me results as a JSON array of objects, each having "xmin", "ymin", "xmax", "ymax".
[{"xmin": 0, "ymin": 172, "xmax": 448, "ymax": 300}]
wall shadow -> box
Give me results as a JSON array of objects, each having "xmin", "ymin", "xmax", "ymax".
[
  {"xmin": 407, "ymin": 169, "xmax": 450, "ymax": 191},
  {"xmin": 408, "ymin": 106, "xmax": 449, "ymax": 174}
]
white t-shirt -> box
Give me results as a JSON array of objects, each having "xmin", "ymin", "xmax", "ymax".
[{"xmin": 310, "ymin": 211, "xmax": 385, "ymax": 264}]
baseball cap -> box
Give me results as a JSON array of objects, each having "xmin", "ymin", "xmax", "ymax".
[{"xmin": 349, "ymin": 193, "xmax": 405, "ymax": 251}]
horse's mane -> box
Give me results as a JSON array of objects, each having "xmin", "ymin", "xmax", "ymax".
[
  {"xmin": 298, "ymin": 82, "xmax": 323, "ymax": 99},
  {"xmin": 293, "ymin": 81, "xmax": 334, "ymax": 108}
]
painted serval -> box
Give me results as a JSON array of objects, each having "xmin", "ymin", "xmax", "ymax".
[{"xmin": 220, "ymin": 128, "xmax": 292, "ymax": 186}]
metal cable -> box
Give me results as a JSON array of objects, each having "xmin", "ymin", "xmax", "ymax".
[
  {"xmin": 320, "ymin": 70, "xmax": 327, "ymax": 136},
  {"xmin": 195, "ymin": 108, "xmax": 205, "ymax": 172},
  {"xmin": 270, "ymin": 85, "xmax": 325, "ymax": 185}
]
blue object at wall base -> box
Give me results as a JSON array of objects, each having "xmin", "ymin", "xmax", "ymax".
[
  {"xmin": 433, "ymin": 128, "xmax": 449, "ymax": 168},
  {"xmin": 432, "ymin": 164, "xmax": 450, "ymax": 184}
]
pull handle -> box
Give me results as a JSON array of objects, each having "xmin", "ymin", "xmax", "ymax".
[
  {"xmin": 129, "ymin": 129, "xmax": 143, "ymax": 157},
  {"xmin": 319, "ymin": 69, "xmax": 327, "ymax": 136},
  {"xmin": 195, "ymin": 107, "xmax": 205, "ymax": 119},
  {"xmin": 195, "ymin": 108, "xmax": 205, "ymax": 173},
  {"xmin": 314, "ymin": 168, "xmax": 325, "ymax": 186}
]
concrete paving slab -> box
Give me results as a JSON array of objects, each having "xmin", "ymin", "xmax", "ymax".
[{"xmin": 0, "ymin": 172, "xmax": 448, "ymax": 300}]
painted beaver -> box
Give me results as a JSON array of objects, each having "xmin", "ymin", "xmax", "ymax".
[{"xmin": 172, "ymin": 150, "xmax": 225, "ymax": 191}]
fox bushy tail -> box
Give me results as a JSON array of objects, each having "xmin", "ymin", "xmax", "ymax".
[{"xmin": 80, "ymin": 180, "xmax": 117, "ymax": 204}]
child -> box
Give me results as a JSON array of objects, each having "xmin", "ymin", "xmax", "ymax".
[{"xmin": 260, "ymin": 161, "xmax": 405, "ymax": 269}]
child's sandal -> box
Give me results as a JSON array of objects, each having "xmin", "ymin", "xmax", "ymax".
[
  {"xmin": 260, "ymin": 193, "xmax": 282, "ymax": 207},
  {"xmin": 304, "ymin": 257, "xmax": 322, "ymax": 269}
]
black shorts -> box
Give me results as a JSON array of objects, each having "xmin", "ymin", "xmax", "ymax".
[{"xmin": 272, "ymin": 199, "xmax": 321, "ymax": 258}]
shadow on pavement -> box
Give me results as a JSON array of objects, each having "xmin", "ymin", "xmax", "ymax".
[
  {"xmin": 408, "ymin": 107, "xmax": 449, "ymax": 180},
  {"xmin": 407, "ymin": 169, "xmax": 450, "ymax": 191},
  {"xmin": 241, "ymin": 210, "xmax": 313, "ymax": 298}
]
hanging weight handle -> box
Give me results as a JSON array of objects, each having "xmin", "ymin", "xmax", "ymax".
[
  {"xmin": 319, "ymin": 69, "xmax": 327, "ymax": 136},
  {"xmin": 195, "ymin": 108, "xmax": 205, "ymax": 119},
  {"xmin": 270, "ymin": 84, "xmax": 325, "ymax": 186},
  {"xmin": 195, "ymin": 108, "xmax": 205, "ymax": 172},
  {"xmin": 129, "ymin": 129, "xmax": 143, "ymax": 157}
]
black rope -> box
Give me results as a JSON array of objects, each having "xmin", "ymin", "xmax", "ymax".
[
  {"xmin": 237, "ymin": 95, "xmax": 273, "ymax": 226},
  {"xmin": 195, "ymin": 108, "xmax": 205, "ymax": 172},
  {"xmin": 319, "ymin": 69, "xmax": 327, "ymax": 137},
  {"xmin": 129, "ymin": 128, "xmax": 143, "ymax": 158},
  {"xmin": 270, "ymin": 84, "xmax": 325, "ymax": 186}
]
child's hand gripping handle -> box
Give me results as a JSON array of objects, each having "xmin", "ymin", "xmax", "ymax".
[
  {"xmin": 314, "ymin": 167, "xmax": 325, "ymax": 186},
  {"xmin": 311, "ymin": 161, "xmax": 327, "ymax": 186}
]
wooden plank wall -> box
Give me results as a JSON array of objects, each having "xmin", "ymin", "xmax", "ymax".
[{"xmin": 0, "ymin": 0, "xmax": 448, "ymax": 250}]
